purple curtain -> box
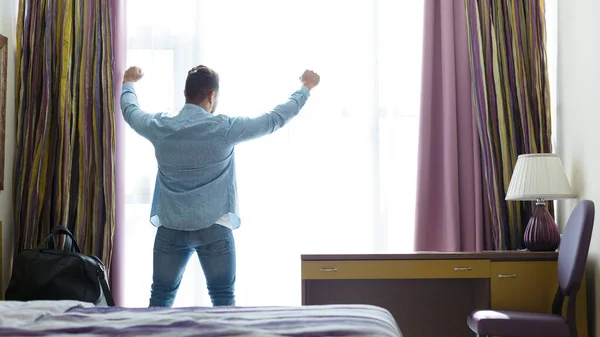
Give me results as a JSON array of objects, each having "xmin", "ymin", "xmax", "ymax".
[
  {"xmin": 109, "ymin": 0, "xmax": 126, "ymax": 306},
  {"xmin": 414, "ymin": 0, "xmax": 490, "ymax": 252},
  {"xmin": 13, "ymin": 0, "xmax": 116, "ymax": 267}
]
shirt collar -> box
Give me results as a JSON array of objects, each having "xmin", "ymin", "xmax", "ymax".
[{"xmin": 183, "ymin": 103, "xmax": 211, "ymax": 115}]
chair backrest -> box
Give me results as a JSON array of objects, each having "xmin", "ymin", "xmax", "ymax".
[{"xmin": 557, "ymin": 200, "xmax": 595, "ymax": 295}]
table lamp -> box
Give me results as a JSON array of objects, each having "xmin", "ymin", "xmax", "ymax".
[{"xmin": 505, "ymin": 153, "xmax": 576, "ymax": 251}]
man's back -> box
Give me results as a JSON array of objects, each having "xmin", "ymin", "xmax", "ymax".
[
  {"xmin": 151, "ymin": 105, "xmax": 233, "ymax": 184},
  {"xmin": 145, "ymin": 104, "xmax": 237, "ymax": 230}
]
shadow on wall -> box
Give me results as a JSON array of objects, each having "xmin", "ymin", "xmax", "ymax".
[
  {"xmin": 558, "ymin": 157, "xmax": 595, "ymax": 335},
  {"xmin": 570, "ymin": 158, "xmax": 585, "ymax": 203},
  {"xmin": 568, "ymin": 159, "xmax": 598, "ymax": 336},
  {"xmin": 557, "ymin": 156, "xmax": 582, "ymax": 230}
]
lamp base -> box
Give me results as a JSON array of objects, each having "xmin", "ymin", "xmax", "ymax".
[{"xmin": 523, "ymin": 204, "xmax": 561, "ymax": 251}]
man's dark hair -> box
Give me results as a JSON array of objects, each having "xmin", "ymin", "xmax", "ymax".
[{"xmin": 185, "ymin": 65, "xmax": 219, "ymax": 103}]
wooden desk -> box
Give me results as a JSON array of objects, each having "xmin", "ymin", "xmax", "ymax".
[{"xmin": 302, "ymin": 252, "xmax": 587, "ymax": 337}]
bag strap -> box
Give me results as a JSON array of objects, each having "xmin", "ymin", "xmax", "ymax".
[
  {"xmin": 41, "ymin": 226, "xmax": 81, "ymax": 253},
  {"xmin": 90, "ymin": 255, "xmax": 115, "ymax": 306},
  {"xmin": 98, "ymin": 268, "xmax": 115, "ymax": 306},
  {"xmin": 48, "ymin": 234, "xmax": 73, "ymax": 252}
]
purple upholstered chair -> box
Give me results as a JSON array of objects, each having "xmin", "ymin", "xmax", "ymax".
[{"xmin": 467, "ymin": 200, "xmax": 595, "ymax": 337}]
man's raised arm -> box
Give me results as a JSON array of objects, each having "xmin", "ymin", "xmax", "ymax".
[{"xmin": 120, "ymin": 66, "xmax": 158, "ymax": 139}]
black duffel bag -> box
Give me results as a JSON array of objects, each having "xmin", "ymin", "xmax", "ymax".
[{"xmin": 5, "ymin": 225, "xmax": 115, "ymax": 306}]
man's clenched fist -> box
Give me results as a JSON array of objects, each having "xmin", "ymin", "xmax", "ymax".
[
  {"xmin": 123, "ymin": 66, "xmax": 144, "ymax": 84},
  {"xmin": 300, "ymin": 70, "xmax": 320, "ymax": 90}
]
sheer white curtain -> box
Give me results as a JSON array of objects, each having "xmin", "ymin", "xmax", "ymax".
[{"xmin": 122, "ymin": 0, "xmax": 424, "ymax": 307}]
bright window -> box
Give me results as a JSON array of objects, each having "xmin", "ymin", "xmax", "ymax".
[{"xmin": 123, "ymin": 0, "xmax": 424, "ymax": 307}]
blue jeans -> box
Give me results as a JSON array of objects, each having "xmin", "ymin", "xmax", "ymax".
[{"xmin": 149, "ymin": 224, "xmax": 236, "ymax": 307}]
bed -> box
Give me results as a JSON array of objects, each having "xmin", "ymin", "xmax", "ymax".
[{"xmin": 0, "ymin": 300, "xmax": 402, "ymax": 337}]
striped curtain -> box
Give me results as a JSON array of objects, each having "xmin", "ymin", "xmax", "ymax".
[
  {"xmin": 465, "ymin": 0, "xmax": 553, "ymax": 250},
  {"xmin": 14, "ymin": 0, "xmax": 116, "ymax": 266}
]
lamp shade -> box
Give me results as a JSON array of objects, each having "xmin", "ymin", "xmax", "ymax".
[{"xmin": 505, "ymin": 153, "xmax": 576, "ymax": 201}]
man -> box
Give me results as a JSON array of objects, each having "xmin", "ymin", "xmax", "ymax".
[{"xmin": 121, "ymin": 65, "xmax": 320, "ymax": 307}]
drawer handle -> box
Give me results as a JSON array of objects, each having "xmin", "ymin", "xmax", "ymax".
[
  {"xmin": 319, "ymin": 268, "xmax": 338, "ymax": 272},
  {"xmin": 454, "ymin": 267, "xmax": 472, "ymax": 271},
  {"xmin": 498, "ymin": 274, "xmax": 517, "ymax": 278}
]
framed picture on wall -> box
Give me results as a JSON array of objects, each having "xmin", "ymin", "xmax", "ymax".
[{"xmin": 0, "ymin": 34, "xmax": 7, "ymax": 190}]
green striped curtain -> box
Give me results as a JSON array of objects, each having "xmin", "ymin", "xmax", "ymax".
[
  {"xmin": 14, "ymin": 0, "xmax": 116, "ymax": 266},
  {"xmin": 465, "ymin": 0, "xmax": 553, "ymax": 250}
]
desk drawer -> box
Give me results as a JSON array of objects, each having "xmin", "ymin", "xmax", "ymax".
[
  {"xmin": 302, "ymin": 259, "xmax": 490, "ymax": 279},
  {"xmin": 491, "ymin": 261, "xmax": 557, "ymax": 312}
]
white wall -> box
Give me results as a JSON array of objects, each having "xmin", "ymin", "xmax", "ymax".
[
  {"xmin": 557, "ymin": 0, "xmax": 600, "ymax": 334},
  {"xmin": 0, "ymin": 0, "xmax": 17, "ymax": 295}
]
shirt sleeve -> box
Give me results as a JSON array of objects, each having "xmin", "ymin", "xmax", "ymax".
[
  {"xmin": 224, "ymin": 86, "xmax": 311, "ymax": 145},
  {"xmin": 120, "ymin": 82, "xmax": 160, "ymax": 140}
]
